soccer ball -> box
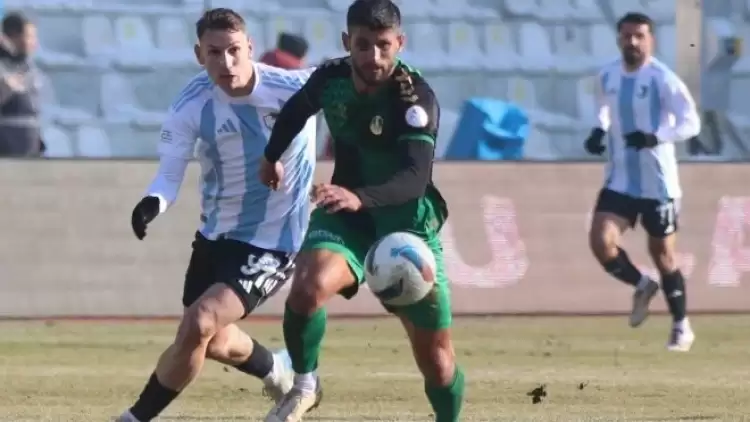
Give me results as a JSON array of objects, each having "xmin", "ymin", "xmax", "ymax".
[{"xmin": 364, "ymin": 232, "xmax": 437, "ymax": 307}]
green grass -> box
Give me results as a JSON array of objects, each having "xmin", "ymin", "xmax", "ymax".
[{"xmin": 0, "ymin": 316, "xmax": 748, "ymax": 421}]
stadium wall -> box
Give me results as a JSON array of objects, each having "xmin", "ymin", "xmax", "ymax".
[{"xmin": 2, "ymin": 160, "xmax": 750, "ymax": 318}]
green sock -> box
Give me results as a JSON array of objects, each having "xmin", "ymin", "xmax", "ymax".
[
  {"xmin": 425, "ymin": 366, "xmax": 465, "ymax": 422},
  {"xmin": 283, "ymin": 303, "xmax": 327, "ymax": 373}
]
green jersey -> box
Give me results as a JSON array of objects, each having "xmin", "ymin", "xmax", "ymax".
[{"xmin": 301, "ymin": 57, "xmax": 447, "ymax": 235}]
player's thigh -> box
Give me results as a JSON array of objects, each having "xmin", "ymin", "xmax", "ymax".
[
  {"xmin": 178, "ymin": 283, "xmax": 247, "ymax": 341},
  {"xmin": 590, "ymin": 189, "xmax": 637, "ymax": 246},
  {"xmin": 385, "ymin": 239, "xmax": 453, "ymax": 331},
  {"xmin": 296, "ymin": 209, "xmax": 374, "ymax": 300},
  {"xmin": 397, "ymin": 310, "xmax": 455, "ymax": 384},
  {"xmin": 182, "ymin": 231, "xmax": 217, "ymax": 309}
]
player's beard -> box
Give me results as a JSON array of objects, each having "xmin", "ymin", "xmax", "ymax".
[
  {"xmin": 352, "ymin": 61, "xmax": 395, "ymax": 87},
  {"xmin": 622, "ymin": 48, "xmax": 644, "ymax": 67}
]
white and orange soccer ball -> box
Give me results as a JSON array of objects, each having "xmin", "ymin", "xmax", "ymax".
[{"xmin": 364, "ymin": 232, "xmax": 437, "ymax": 307}]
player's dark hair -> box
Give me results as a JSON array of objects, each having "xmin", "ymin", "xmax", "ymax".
[
  {"xmin": 195, "ymin": 8, "xmax": 246, "ymax": 39},
  {"xmin": 2, "ymin": 12, "xmax": 30, "ymax": 37},
  {"xmin": 616, "ymin": 12, "xmax": 653, "ymax": 33},
  {"xmin": 346, "ymin": 0, "xmax": 401, "ymax": 30}
]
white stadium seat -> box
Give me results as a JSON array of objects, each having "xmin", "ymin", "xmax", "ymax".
[
  {"xmin": 42, "ymin": 125, "xmax": 74, "ymax": 158},
  {"xmin": 517, "ymin": 22, "xmax": 554, "ymax": 72},
  {"xmin": 81, "ymin": 15, "xmax": 116, "ymax": 66},
  {"xmin": 155, "ymin": 17, "xmax": 194, "ymax": 66},
  {"xmin": 446, "ymin": 21, "xmax": 483, "ymax": 71},
  {"xmin": 113, "ymin": 16, "xmax": 157, "ymax": 68},
  {"xmin": 76, "ymin": 125, "xmax": 112, "ymax": 157},
  {"xmin": 481, "ymin": 22, "xmax": 520, "ymax": 72}
]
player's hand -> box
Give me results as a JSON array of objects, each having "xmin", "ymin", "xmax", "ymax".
[
  {"xmin": 259, "ymin": 157, "xmax": 284, "ymax": 190},
  {"xmin": 624, "ymin": 131, "xmax": 659, "ymax": 150},
  {"xmin": 131, "ymin": 196, "xmax": 161, "ymax": 240},
  {"xmin": 584, "ymin": 128, "xmax": 606, "ymax": 155},
  {"xmin": 312, "ymin": 184, "xmax": 362, "ymax": 213}
]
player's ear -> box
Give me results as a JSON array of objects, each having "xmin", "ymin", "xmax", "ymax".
[
  {"xmin": 194, "ymin": 43, "xmax": 204, "ymax": 65},
  {"xmin": 247, "ymin": 36, "xmax": 254, "ymax": 57},
  {"xmin": 341, "ymin": 31, "xmax": 350, "ymax": 52},
  {"xmin": 397, "ymin": 32, "xmax": 405, "ymax": 53}
]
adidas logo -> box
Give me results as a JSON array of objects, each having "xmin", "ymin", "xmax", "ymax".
[{"xmin": 217, "ymin": 119, "xmax": 238, "ymax": 134}]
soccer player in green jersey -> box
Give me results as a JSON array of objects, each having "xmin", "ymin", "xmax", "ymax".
[{"xmin": 258, "ymin": 1, "xmax": 464, "ymax": 421}]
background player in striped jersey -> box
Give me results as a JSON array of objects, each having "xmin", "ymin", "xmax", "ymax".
[
  {"xmin": 116, "ymin": 9, "xmax": 317, "ymax": 422},
  {"xmin": 584, "ymin": 12, "xmax": 700, "ymax": 352}
]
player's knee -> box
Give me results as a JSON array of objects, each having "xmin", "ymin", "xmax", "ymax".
[
  {"xmin": 178, "ymin": 302, "xmax": 220, "ymax": 348},
  {"xmin": 288, "ymin": 251, "xmax": 350, "ymax": 314},
  {"xmin": 413, "ymin": 330, "xmax": 456, "ymax": 387},
  {"xmin": 588, "ymin": 231, "xmax": 617, "ymax": 263},
  {"xmin": 204, "ymin": 327, "xmax": 231, "ymax": 361}
]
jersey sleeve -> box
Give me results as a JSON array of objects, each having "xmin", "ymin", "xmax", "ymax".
[
  {"xmin": 264, "ymin": 65, "xmax": 329, "ymax": 162},
  {"xmin": 145, "ymin": 107, "xmax": 198, "ymax": 213},
  {"xmin": 394, "ymin": 74, "xmax": 440, "ymax": 146},
  {"xmin": 655, "ymin": 71, "xmax": 701, "ymax": 143},
  {"xmin": 594, "ymin": 69, "xmax": 611, "ymax": 132},
  {"xmin": 352, "ymin": 73, "xmax": 437, "ymax": 208}
]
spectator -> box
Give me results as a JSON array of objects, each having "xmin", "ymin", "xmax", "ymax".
[
  {"xmin": 0, "ymin": 12, "xmax": 43, "ymax": 157},
  {"xmin": 259, "ymin": 32, "xmax": 309, "ymax": 69}
]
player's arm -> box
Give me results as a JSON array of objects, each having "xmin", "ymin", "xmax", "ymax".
[
  {"xmin": 655, "ymin": 73, "xmax": 701, "ymax": 143},
  {"xmin": 131, "ymin": 109, "xmax": 197, "ymax": 239},
  {"xmin": 353, "ymin": 82, "xmax": 438, "ymax": 208},
  {"xmin": 263, "ymin": 67, "xmax": 325, "ymax": 163}
]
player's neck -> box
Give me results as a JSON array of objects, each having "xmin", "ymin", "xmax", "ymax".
[
  {"xmin": 623, "ymin": 56, "xmax": 651, "ymax": 73},
  {"xmin": 351, "ymin": 65, "xmax": 397, "ymax": 94}
]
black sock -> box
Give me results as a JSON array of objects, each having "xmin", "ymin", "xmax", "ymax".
[
  {"xmin": 661, "ymin": 269, "xmax": 687, "ymax": 322},
  {"xmin": 233, "ymin": 339, "xmax": 274, "ymax": 379},
  {"xmin": 602, "ymin": 247, "xmax": 643, "ymax": 287},
  {"xmin": 129, "ymin": 373, "xmax": 180, "ymax": 422}
]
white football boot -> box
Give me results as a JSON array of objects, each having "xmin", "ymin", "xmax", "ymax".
[
  {"xmin": 667, "ymin": 320, "xmax": 695, "ymax": 352},
  {"xmin": 264, "ymin": 375, "xmax": 323, "ymax": 422},
  {"xmin": 262, "ymin": 349, "xmax": 295, "ymax": 404},
  {"xmin": 629, "ymin": 278, "xmax": 660, "ymax": 327}
]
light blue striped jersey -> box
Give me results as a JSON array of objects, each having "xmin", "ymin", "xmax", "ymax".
[
  {"xmin": 156, "ymin": 63, "xmax": 316, "ymax": 253},
  {"xmin": 595, "ymin": 58, "xmax": 700, "ymax": 200}
]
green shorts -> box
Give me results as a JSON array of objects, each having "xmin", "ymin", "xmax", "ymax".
[{"xmin": 301, "ymin": 209, "xmax": 452, "ymax": 330}]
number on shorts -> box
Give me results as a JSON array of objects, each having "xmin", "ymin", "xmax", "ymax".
[{"xmin": 239, "ymin": 252, "xmax": 289, "ymax": 296}]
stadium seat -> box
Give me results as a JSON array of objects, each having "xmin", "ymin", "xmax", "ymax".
[
  {"xmin": 641, "ymin": 0, "xmax": 676, "ymax": 22},
  {"xmin": 392, "ymin": 0, "xmax": 433, "ymax": 17},
  {"xmin": 325, "ymin": 0, "xmax": 352, "ymax": 13},
  {"xmin": 608, "ymin": 0, "xmax": 644, "ymax": 21},
  {"xmin": 35, "ymin": 44, "xmax": 86, "ymax": 69},
  {"xmin": 503, "ymin": 0, "xmax": 537, "ymax": 17},
  {"xmin": 431, "ymin": 0, "xmax": 500, "ymax": 19},
  {"xmin": 244, "ymin": 16, "xmax": 267, "ymax": 55},
  {"xmin": 401, "ymin": 22, "xmax": 445, "ymax": 71},
  {"xmin": 81, "ymin": 15, "xmax": 117, "ymax": 67},
  {"xmin": 569, "ymin": 0, "xmax": 603, "ymax": 21},
  {"xmin": 435, "ymin": 108, "xmax": 460, "ymax": 159},
  {"xmin": 589, "ymin": 24, "xmax": 618, "ymax": 64},
  {"xmin": 656, "ymin": 24, "xmax": 676, "ymax": 67},
  {"xmin": 481, "ymin": 21, "xmax": 520, "ymax": 72},
  {"xmin": 100, "ymin": 73, "xmax": 166, "ymax": 127},
  {"xmin": 113, "ymin": 16, "xmax": 158, "ymax": 69},
  {"xmin": 41, "ymin": 125, "xmax": 74, "ymax": 158},
  {"xmin": 533, "ymin": 0, "xmax": 573, "ymax": 21},
  {"xmin": 517, "ymin": 22, "xmax": 554, "ymax": 72},
  {"xmin": 76, "ymin": 125, "xmax": 113, "ymax": 157},
  {"xmin": 733, "ymin": 26, "xmax": 750, "ymax": 75},
  {"xmin": 446, "ymin": 21, "xmax": 483, "ymax": 71},
  {"xmin": 552, "ymin": 25, "xmax": 592, "ymax": 73},
  {"xmin": 303, "ymin": 13, "xmax": 344, "ymax": 64},
  {"xmin": 37, "ymin": 70, "xmax": 95, "ymax": 126},
  {"xmin": 506, "ymin": 76, "xmax": 578, "ymax": 130},
  {"xmin": 523, "ymin": 126, "xmax": 558, "ymax": 160},
  {"xmin": 155, "ymin": 17, "xmax": 195, "ymax": 67}
]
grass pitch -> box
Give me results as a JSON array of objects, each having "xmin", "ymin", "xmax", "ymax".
[{"xmin": 0, "ymin": 316, "xmax": 749, "ymax": 421}]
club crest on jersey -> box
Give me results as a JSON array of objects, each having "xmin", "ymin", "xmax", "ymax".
[
  {"xmin": 405, "ymin": 105, "xmax": 428, "ymax": 128},
  {"xmin": 370, "ymin": 115, "xmax": 383, "ymax": 135},
  {"xmin": 263, "ymin": 112, "xmax": 278, "ymax": 129},
  {"xmin": 637, "ymin": 85, "xmax": 648, "ymax": 98}
]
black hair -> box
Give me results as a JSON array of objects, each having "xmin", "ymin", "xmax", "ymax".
[
  {"xmin": 195, "ymin": 8, "xmax": 246, "ymax": 39},
  {"xmin": 346, "ymin": 0, "xmax": 401, "ymax": 30},
  {"xmin": 2, "ymin": 12, "xmax": 30, "ymax": 37},
  {"xmin": 616, "ymin": 12, "xmax": 654, "ymax": 33}
]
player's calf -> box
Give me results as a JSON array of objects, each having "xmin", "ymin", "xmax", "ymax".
[
  {"xmin": 120, "ymin": 284, "xmax": 247, "ymax": 421},
  {"xmin": 400, "ymin": 317, "xmax": 464, "ymax": 422},
  {"xmin": 647, "ymin": 235, "xmax": 694, "ymax": 351}
]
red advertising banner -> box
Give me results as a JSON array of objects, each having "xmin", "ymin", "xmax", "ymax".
[{"xmin": 1, "ymin": 160, "xmax": 749, "ymax": 317}]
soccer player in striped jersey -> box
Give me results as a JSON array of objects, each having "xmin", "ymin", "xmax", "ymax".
[
  {"xmin": 116, "ymin": 9, "xmax": 317, "ymax": 422},
  {"xmin": 584, "ymin": 12, "xmax": 700, "ymax": 352}
]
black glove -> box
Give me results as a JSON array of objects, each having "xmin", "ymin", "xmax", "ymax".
[
  {"xmin": 131, "ymin": 196, "xmax": 161, "ymax": 240},
  {"xmin": 624, "ymin": 131, "xmax": 659, "ymax": 150},
  {"xmin": 584, "ymin": 128, "xmax": 606, "ymax": 155}
]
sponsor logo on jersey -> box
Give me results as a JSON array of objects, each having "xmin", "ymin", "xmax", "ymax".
[
  {"xmin": 370, "ymin": 115, "xmax": 383, "ymax": 135},
  {"xmin": 405, "ymin": 105, "xmax": 429, "ymax": 128}
]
